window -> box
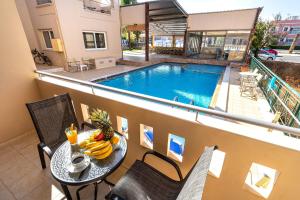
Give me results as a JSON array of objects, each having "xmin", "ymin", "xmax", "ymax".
[
  {"xmin": 36, "ymin": 0, "xmax": 52, "ymax": 5},
  {"xmin": 117, "ymin": 116, "xmax": 128, "ymax": 139},
  {"xmin": 83, "ymin": 32, "xmax": 107, "ymax": 49},
  {"xmin": 42, "ymin": 30, "xmax": 54, "ymax": 49},
  {"xmin": 167, "ymin": 134, "xmax": 185, "ymax": 162},
  {"xmin": 286, "ymin": 38, "xmax": 294, "ymax": 44},
  {"xmin": 203, "ymin": 36, "xmax": 225, "ymax": 48},
  {"xmin": 283, "ymin": 26, "xmax": 289, "ymax": 32},
  {"xmin": 140, "ymin": 124, "xmax": 153, "ymax": 150},
  {"xmin": 290, "ymin": 27, "xmax": 300, "ymax": 34}
]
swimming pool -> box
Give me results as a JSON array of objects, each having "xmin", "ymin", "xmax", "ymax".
[{"xmin": 97, "ymin": 63, "xmax": 225, "ymax": 108}]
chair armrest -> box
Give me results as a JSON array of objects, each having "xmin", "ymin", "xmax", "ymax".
[
  {"xmin": 142, "ymin": 150, "xmax": 183, "ymax": 181},
  {"xmin": 39, "ymin": 143, "xmax": 53, "ymax": 158},
  {"xmin": 80, "ymin": 122, "xmax": 96, "ymax": 130}
]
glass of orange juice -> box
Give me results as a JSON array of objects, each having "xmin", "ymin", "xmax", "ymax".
[{"xmin": 65, "ymin": 125, "xmax": 78, "ymax": 144}]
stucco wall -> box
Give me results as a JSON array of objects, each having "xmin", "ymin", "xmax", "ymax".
[
  {"xmin": 55, "ymin": 0, "xmax": 122, "ymax": 61},
  {"xmin": 37, "ymin": 79, "xmax": 300, "ymax": 200},
  {"xmin": 16, "ymin": 0, "xmax": 66, "ymax": 67},
  {"xmin": 0, "ymin": 0, "xmax": 40, "ymax": 143},
  {"xmin": 188, "ymin": 8, "xmax": 258, "ymax": 31},
  {"xmin": 120, "ymin": 4, "xmax": 145, "ymax": 26},
  {"xmin": 15, "ymin": 0, "xmax": 40, "ymax": 51}
]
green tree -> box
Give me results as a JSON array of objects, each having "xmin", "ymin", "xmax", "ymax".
[
  {"xmin": 133, "ymin": 31, "xmax": 141, "ymax": 43},
  {"xmin": 121, "ymin": 0, "xmax": 137, "ymax": 6},
  {"xmin": 273, "ymin": 13, "xmax": 282, "ymax": 21},
  {"xmin": 251, "ymin": 19, "xmax": 279, "ymax": 57}
]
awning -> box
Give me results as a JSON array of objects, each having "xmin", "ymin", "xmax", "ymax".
[{"xmin": 148, "ymin": 0, "xmax": 188, "ymax": 36}]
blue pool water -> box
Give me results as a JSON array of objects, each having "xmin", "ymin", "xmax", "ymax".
[{"xmin": 98, "ymin": 63, "xmax": 225, "ymax": 108}]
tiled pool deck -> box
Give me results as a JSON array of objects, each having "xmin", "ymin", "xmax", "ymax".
[
  {"xmin": 227, "ymin": 67, "xmax": 274, "ymax": 122},
  {"xmin": 51, "ymin": 65, "xmax": 141, "ymax": 82}
]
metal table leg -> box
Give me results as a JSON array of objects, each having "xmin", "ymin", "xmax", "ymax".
[
  {"xmin": 94, "ymin": 182, "xmax": 98, "ymax": 200},
  {"xmin": 61, "ymin": 184, "xmax": 72, "ymax": 200},
  {"xmin": 76, "ymin": 185, "xmax": 89, "ymax": 200}
]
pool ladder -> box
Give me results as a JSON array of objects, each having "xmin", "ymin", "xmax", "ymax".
[
  {"xmin": 172, "ymin": 96, "xmax": 194, "ymax": 111},
  {"xmin": 172, "ymin": 96, "xmax": 179, "ymax": 108},
  {"xmin": 188, "ymin": 100, "xmax": 194, "ymax": 112}
]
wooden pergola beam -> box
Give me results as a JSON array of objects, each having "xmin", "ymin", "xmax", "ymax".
[
  {"xmin": 149, "ymin": 12, "xmax": 182, "ymax": 18},
  {"xmin": 149, "ymin": 6, "xmax": 176, "ymax": 12},
  {"xmin": 150, "ymin": 16, "xmax": 187, "ymax": 22}
]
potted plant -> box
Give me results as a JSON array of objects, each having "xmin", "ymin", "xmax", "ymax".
[{"xmin": 90, "ymin": 109, "xmax": 114, "ymax": 141}]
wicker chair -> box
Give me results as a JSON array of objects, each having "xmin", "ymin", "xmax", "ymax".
[
  {"xmin": 106, "ymin": 146, "xmax": 217, "ymax": 200},
  {"xmin": 82, "ymin": 57, "xmax": 96, "ymax": 70},
  {"xmin": 67, "ymin": 60, "xmax": 80, "ymax": 72},
  {"xmin": 26, "ymin": 93, "xmax": 94, "ymax": 169}
]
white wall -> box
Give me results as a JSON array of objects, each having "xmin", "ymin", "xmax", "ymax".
[
  {"xmin": 188, "ymin": 8, "xmax": 259, "ymax": 31},
  {"xmin": 0, "ymin": 0, "xmax": 40, "ymax": 143},
  {"xmin": 16, "ymin": 0, "xmax": 66, "ymax": 67},
  {"xmin": 15, "ymin": 0, "xmax": 40, "ymax": 51},
  {"xmin": 55, "ymin": 0, "xmax": 122, "ymax": 61},
  {"xmin": 120, "ymin": 4, "xmax": 145, "ymax": 26}
]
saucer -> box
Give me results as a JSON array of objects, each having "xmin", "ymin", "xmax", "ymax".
[{"xmin": 67, "ymin": 156, "xmax": 90, "ymax": 173}]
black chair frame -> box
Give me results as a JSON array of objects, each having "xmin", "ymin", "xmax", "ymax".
[
  {"xmin": 26, "ymin": 94, "xmax": 95, "ymax": 169},
  {"xmin": 142, "ymin": 150, "xmax": 183, "ymax": 181}
]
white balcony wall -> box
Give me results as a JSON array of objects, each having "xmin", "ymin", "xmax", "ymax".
[{"xmin": 36, "ymin": 78, "xmax": 300, "ymax": 200}]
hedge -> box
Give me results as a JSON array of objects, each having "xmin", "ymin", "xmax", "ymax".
[{"xmin": 269, "ymin": 45, "xmax": 300, "ymax": 50}]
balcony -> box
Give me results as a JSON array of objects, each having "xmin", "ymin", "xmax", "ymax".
[
  {"xmin": 1, "ymin": 66, "xmax": 299, "ymax": 199},
  {"xmin": 83, "ymin": 0, "xmax": 113, "ymax": 15}
]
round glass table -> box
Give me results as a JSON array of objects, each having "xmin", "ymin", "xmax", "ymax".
[{"xmin": 50, "ymin": 130, "xmax": 127, "ymax": 200}]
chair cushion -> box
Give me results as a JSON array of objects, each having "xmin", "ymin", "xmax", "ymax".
[{"xmin": 108, "ymin": 160, "xmax": 183, "ymax": 200}]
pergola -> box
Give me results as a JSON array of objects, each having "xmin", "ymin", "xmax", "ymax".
[{"xmin": 121, "ymin": 0, "xmax": 188, "ymax": 61}]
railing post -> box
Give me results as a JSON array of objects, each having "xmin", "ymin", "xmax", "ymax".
[{"xmin": 91, "ymin": 85, "xmax": 95, "ymax": 95}]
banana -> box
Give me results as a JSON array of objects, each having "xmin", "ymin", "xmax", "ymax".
[
  {"xmin": 89, "ymin": 141, "xmax": 110, "ymax": 152},
  {"xmin": 90, "ymin": 143, "xmax": 112, "ymax": 156},
  {"xmin": 93, "ymin": 145, "xmax": 113, "ymax": 159},
  {"xmin": 79, "ymin": 140, "xmax": 88, "ymax": 148},
  {"xmin": 84, "ymin": 150, "xmax": 92, "ymax": 156},
  {"xmin": 85, "ymin": 141, "xmax": 104, "ymax": 149}
]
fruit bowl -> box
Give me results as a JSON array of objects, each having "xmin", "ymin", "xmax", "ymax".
[{"xmin": 79, "ymin": 130, "xmax": 120, "ymax": 160}]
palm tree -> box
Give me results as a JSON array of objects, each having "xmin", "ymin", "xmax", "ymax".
[{"xmin": 121, "ymin": 0, "xmax": 137, "ymax": 6}]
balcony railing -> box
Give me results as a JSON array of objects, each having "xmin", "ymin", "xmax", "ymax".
[
  {"xmin": 250, "ymin": 54, "xmax": 300, "ymax": 133},
  {"xmin": 35, "ymin": 70, "xmax": 300, "ymax": 136},
  {"xmin": 83, "ymin": 0, "xmax": 113, "ymax": 14}
]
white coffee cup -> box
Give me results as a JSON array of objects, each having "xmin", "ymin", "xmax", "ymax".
[{"xmin": 71, "ymin": 153, "xmax": 86, "ymax": 169}]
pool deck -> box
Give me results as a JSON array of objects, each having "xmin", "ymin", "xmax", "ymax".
[
  {"xmin": 50, "ymin": 65, "xmax": 142, "ymax": 82},
  {"xmin": 227, "ymin": 67, "xmax": 273, "ymax": 120}
]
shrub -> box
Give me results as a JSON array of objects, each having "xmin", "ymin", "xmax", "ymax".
[{"xmin": 269, "ymin": 45, "xmax": 300, "ymax": 50}]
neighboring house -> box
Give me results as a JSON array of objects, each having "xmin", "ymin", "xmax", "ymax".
[
  {"xmin": 15, "ymin": 0, "xmax": 122, "ymax": 68},
  {"xmin": 272, "ymin": 16, "xmax": 300, "ymax": 46}
]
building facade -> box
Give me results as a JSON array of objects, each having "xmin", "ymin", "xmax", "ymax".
[
  {"xmin": 273, "ymin": 16, "xmax": 300, "ymax": 46},
  {"xmin": 16, "ymin": 0, "xmax": 122, "ymax": 68}
]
